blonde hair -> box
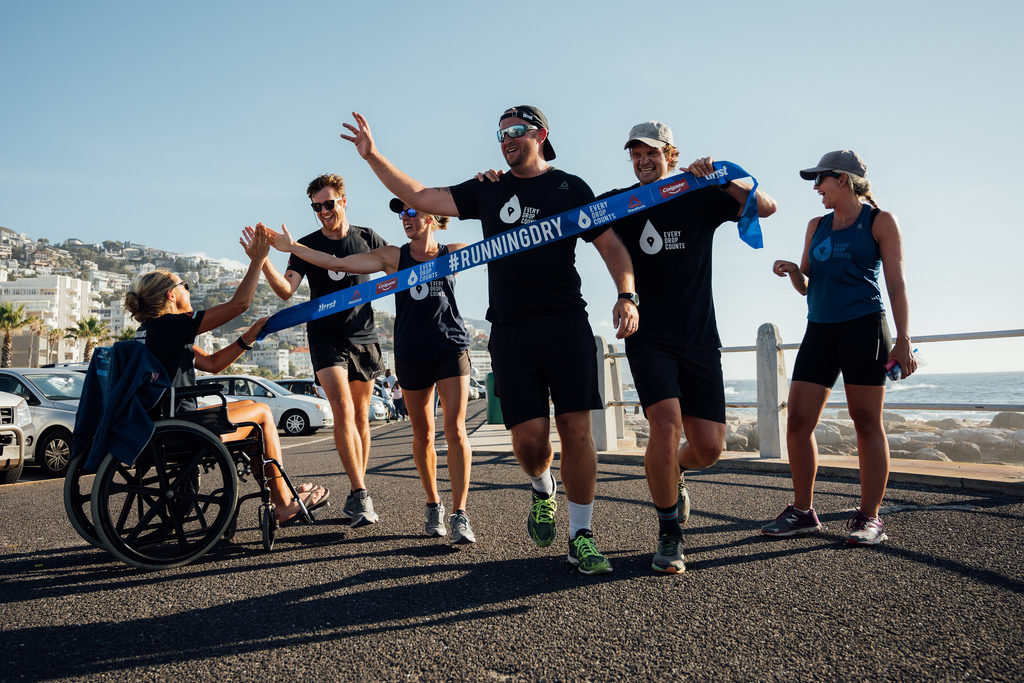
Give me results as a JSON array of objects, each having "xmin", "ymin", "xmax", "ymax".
[
  {"xmin": 849, "ymin": 175, "xmax": 878, "ymax": 208},
  {"xmin": 124, "ymin": 270, "xmax": 176, "ymax": 322},
  {"xmin": 430, "ymin": 214, "xmax": 450, "ymax": 231}
]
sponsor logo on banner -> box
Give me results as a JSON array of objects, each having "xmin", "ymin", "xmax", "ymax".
[
  {"xmin": 407, "ymin": 271, "xmax": 419, "ymax": 286},
  {"xmin": 577, "ymin": 211, "xmax": 592, "ymax": 230},
  {"xmin": 375, "ymin": 278, "xmax": 398, "ymax": 294},
  {"xmin": 627, "ymin": 194, "xmax": 647, "ymax": 214},
  {"xmin": 660, "ymin": 179, "xmax": 690, "ymax": 197},
  {"xmin": 317, "ymin": 300, "xmax": 337, "ymax": 313},
  {"xmin": 348, "ymin": 289, "xmax": 363, "ymax": 304}
]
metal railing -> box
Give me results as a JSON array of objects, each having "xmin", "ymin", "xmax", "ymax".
[{"xmin": 592, "ymin": 326, "xmax": 1024, "ymax": 458}]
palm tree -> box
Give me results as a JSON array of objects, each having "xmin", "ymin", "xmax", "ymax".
[
  {"xmin": 25, "ymin": 316, "xmax": 45, "ymax": 368},
  {"xmin": 0, "ymin": 302, "xmax": 30, "ymax": 368},
  {"xmin": 117, "ymin": 326, "xmax": 137, "ymax": 341},
  {"xmin": 46, "ymin": 326, "xmax": 63, "ymax": 365},
  {"xmin": 64, "ymin": 317, "xmax": 111, "ymax": 362}
]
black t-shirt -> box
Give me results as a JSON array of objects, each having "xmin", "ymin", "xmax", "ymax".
[
  {"xmin": 450, "ymin": 168, "xmax": 606, "ymax": 324},
  {"xmin": 600, "ymin": 184, "xmax": 739, "ymax": 350},
  {"xmin": 134, "ymin": 311, "xmax": 206, "ymax": 408},
  {"xmin": 395, "ymin": 243, "xmax": 470, "ymax": 361},
  {"xmin": 286, "ymin": 225, "xmax": 387, "ymax": 342}
]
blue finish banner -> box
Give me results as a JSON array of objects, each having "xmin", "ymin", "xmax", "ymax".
[{"xmin": 260, "ymin": 161, "xmax": 762, "ymax": 338}]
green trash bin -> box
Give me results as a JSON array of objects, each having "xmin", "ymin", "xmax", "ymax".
[{"xmin": 485, "ymin": 372, "xmax": 503, "ymax": 425}]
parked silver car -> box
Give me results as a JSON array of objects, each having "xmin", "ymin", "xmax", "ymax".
[
  {"xmin": 0, "ymin": 391, "xmax": 32, "ymax": 484},
  {"xmin": 0, "ymin": 369, "xmax": 83, "ymax": 476}
]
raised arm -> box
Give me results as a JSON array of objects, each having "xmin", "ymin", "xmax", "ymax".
[
  {"xmin": 199, "ymin": 225, "xmax": 269, "ymax": 333},
  {"xmin": 242, "ymin": 223, "xmax": 302, "ymax": 301},
  {"xmin": 194, "ymin": 318, "xmax": 267, "ymax": 374},
  {"xmin": 874, "ymin": 211, "xmax": 916, "ymax": 378},
  {"xmin": 266, "ymin": 223, "xmax": 400, "ymax": 275},
  {"xmin": 341, "ymin": 111, "xmax": 460, "ymax": 217},
  {"xmin": 590, "ymin": 229, "xmax": 639, "ymax": 339},
  {"xmin": 684, "ymin": 157, "xmax": 778, "ymax": 218}
]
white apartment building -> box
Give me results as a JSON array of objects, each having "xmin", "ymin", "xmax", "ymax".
[
  {"xmin": 251, "ymin": 347, "xmax": 289, "ymax": 375},
  {"xmin": 0, "ymin": 274, "xmax": 96, "ymax": 363},
  {"xmin": 289, "ymin": 347, "xmax": 313, "ymax": 377}
]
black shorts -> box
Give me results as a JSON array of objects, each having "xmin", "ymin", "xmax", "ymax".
[
  {"xmin": 488, "ymin": 314, "xmax": 602, "ymax": 428},
  {"xmin": 309, "ymin": 339, "xmax": 383, "ymax": 383},
  {"xmin": 792, "ymin": 312, "xmax": 891, "ymax": 388},
  {"xmin": 625, "ymin": 340, "xmax": 725, "ymax": 423},
  {"xmin": 396, "ymin": 349, "xmax": 471, "ymax": 391}
]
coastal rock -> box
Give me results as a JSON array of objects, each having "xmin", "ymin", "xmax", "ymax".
[
  {"xmin": 990, "ymin": 412, "xmax": 1024, "ymax": 429},
  {"xmin": 814, "ymin": 423, "xmax": 843, "ymax": 446},
  {"xmin": 912, "ymin": 447, "xmax": 952, "ymax": 462},
  {"xmin": 725, "ymin": 431, "xmax": 749, "ymax": 451},
  {"xmin": 738, "ymin": 422, "xmax": 759, "ymax": 450},
  {"xmin": 937, "ymin": 440, "xmax": 982, "ymax": 463},
  {"xmin": 927, "ymin": 418, "xmax": 966, "ymax": 430},
  {"xmin": 950, "ymin": 428, "xmax": 1008, "ymax": 449}
]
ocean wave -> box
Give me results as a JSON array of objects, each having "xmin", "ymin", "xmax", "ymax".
[{"xmin": 887, "ymin": 382, "xmax": 942, "ymax": 392}]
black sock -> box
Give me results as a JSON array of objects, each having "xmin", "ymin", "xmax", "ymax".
[{"xmin": 656, "ymin": 503, "xmax": 682, "ymax": 537}]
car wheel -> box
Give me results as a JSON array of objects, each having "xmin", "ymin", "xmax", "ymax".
[
  {"xmin": 0, "ymin": 461, "xmax": 24, "ymax": 485},
  {"xmin": 38, "ymin": 429, "xmax": 73, "ymax": 477},
  {"xmin": 281, "ymin": 410, "xmax": 309, "ymax": 436}
]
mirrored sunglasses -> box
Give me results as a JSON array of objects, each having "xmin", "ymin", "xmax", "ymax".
[{"xmin": 496, "ymin": 124, "xmax": 538, "ymax": 143}]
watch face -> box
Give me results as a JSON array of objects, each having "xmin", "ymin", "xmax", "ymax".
[{"xmin": 619, "ymin": 293, "xmax": 639, "ymax": 305}]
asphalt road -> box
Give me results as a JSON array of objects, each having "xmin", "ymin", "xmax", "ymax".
[{"xmin": 2, "ymin": 401, "xmax": 1023, "ymax": 681}]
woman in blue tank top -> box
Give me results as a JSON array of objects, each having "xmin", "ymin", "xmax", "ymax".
[
  {"xmin": 268, "ymin": 200, "xmax": 477, "ymax": 543},
  {"xmin": 761, "ymin": 150, "xmax": 916, "ymax": 546}
]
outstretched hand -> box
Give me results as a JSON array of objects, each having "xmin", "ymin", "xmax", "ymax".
[
  {"xmin": 475, "ymin": 169, "xmax": 504, "ymax": 183},
  {"xmin": 240, "ymin": 223, "xmax": 270, "ymax": 262},
  {"xmin": 773, "ymin": 260, "xmax": 799, "ymax": 277},
  {"xmin": 684, "ymin": 156, "xmax": 717, "ymax": 177},
  {"xmin": 260, "ymin": 223, "xmax": 296, "ymax": 253},
  {"xmin": 340, "ymin": 111, "xmax": 376, "ymax": 159},
  {"xmin": 240, "ymin": 316, "xmax": 269, "ymax": 345}
]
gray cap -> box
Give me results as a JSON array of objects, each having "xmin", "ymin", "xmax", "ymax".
[
  {"xmin": 799, "ymin": 150, "xmax": 867, "ymax": 180},
  {"xmin": 624, "ymin": 121, "xmax": 674, "ymax": 149}
]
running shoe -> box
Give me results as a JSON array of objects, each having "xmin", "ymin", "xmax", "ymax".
[
  {"xmin": 449, "ymin": 511, "xmax": 477, "ymax": 544},
  {"xmin": 846, "ymin": 511, "xmax": 888, "ymax": 545},
  {"xmin": 425, "ymin": 503, "xmax": 447, "ymax": 537},
  {"xmin": 761, "ymin": 505, "xmax": 822, "ymax": 537},
  {"xmin": 527, "ymin": 489, "xmax": 558, "ymax": 548},
  {"xmin": 339, "ymin": 492, "xmax": 355, "ymax": 519},
  {"xmin": 567, "ymin": 529, "xmax": 612, "ymax": 575},
  {"xmin": 347, "ymin": 490, "xmax": 379, "ymax": 528},
  {"xmin": 651, "ymin": 533, "xmax": 686, "ymax": 574},
  {"xmin": 677, "ymin": 472, "xmax": 691, "ymax": 525}
]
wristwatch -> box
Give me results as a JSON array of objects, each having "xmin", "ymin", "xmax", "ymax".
[{"xmin": 618, "ymin": 292, "xmax": 639, "ymax": 306}]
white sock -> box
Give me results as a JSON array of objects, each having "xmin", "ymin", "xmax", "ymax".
[
  {"xmin": 529, "ymin": 469, "xmax": 555, "ymax": 496},
  {"xmin": 568, "ymin": 501, "xmax": 594, "ymax": 538}
]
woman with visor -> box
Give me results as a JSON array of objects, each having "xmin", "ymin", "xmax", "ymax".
[
  {"xmin": 762, "ymin": 150, "xmax": 915, "ymax": 545},
  {"xmin": 266, "ymin": 201, "xmax": 477, "ymax": 543},
  {"xmin": 124, "ymin": 226, "xmax": 329, "ymax": 525}
]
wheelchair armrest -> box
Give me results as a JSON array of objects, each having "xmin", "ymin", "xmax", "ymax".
[{"xmin": 168, "ymin": 384, "xmax": 229, "ymax": 418}]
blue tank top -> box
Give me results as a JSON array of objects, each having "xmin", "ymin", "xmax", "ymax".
[
  {"xmin": 395, "ymin": 243, "xmax": 471, "ymax": 360},
  {"xmin": 806, "ymin": 204, "xmax": 884, "ymax": 323}
]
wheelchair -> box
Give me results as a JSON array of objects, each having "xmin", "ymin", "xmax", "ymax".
[{"xmin": 64, "ymin": 344, "xmax": 327, "ymax": 571}]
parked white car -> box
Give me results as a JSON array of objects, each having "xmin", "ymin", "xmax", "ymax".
[
  {"xmin": 196, "ymin": 374, "xmax": 333, "ymax": 436},
  {"xmin": 0, "ymin": 391, "xmax": 32, "ymax": 484},
  {"xmin": 278, "ymin": 378, "xmax": 390, "ymax": 422},
  {"xmin": 0, "ymin": 369, "xmax": 82, "ymax": 476}
]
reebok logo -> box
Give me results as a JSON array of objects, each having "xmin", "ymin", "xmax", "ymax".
[{"xmin": 558, "ymin": 181, "xmax": 569, "ymax": 190}]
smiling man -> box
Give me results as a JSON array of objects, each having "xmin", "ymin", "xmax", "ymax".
[
  {"xmin": 601, "ymin": 121, "xmax": 777, "ymax": 574},
  {"xmin": 342, "ymin": 106, "xmax": 638, "ymax": 575},
  {"xmin": 249, "ymin": 174, "xmax": 387, "ymax": 529}
]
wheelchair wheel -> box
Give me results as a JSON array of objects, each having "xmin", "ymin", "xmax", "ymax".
[
  {"xmin": 63, "ymin": 454, "xmax": 103, "ymax": 549},
  {"xmin": 91, "ymin": 420, "xmax": 239, "ymax": 570},
  {"xmin": 259, "ymin": 502, "xmax": 276, "ymax": 552}
]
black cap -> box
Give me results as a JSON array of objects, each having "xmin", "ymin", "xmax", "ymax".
[
  {"xmin": 388, "ymin": 198, "xmax": 405, "ymax": 213},
  {"xmin": 499, "ymin": 105, "xmax": 556, "ymax": 161}
]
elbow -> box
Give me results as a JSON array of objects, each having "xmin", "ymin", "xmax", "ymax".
[{"xmin": 759, "ymin": 200, "xmax": 778, "ymax": 218}]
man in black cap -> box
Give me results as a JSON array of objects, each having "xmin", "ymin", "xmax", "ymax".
[
  {"xmin": 341, "ymin": 107, "xmax": 638, "ymax": 575},
  {"xmin": 599, "ymin": 121, "xmax": 777, "ymax": 574}
]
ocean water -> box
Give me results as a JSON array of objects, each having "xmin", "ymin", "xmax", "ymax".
[{"xmin": 622, "ymin": 371, "xmax": 1024, "ymax": 424}]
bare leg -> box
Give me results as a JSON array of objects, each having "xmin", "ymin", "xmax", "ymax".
[
  {"xmin": 553, "ymin": 411, "xmax": 597, "ymax": 505},
  {"xmin": 786, "ymin": 380, "xmax": 831, "ymax": 510},
  {"xmin": 404, "ymin": 385, "xmax": 439, "ymax": 503},
  {"xmin": 349, "ymin": 378, "xmax": 374, "ymax": 477},
  {"xmin": 437, "ymin": 375, "xmax": 472, "ymax": 511},
  {"xmin": 845, "ymin": 384, "xmax": 889, "ymax": 517},
  {"xmin": 677, "ymin": 416, "xmax": 725, "ymax": 470},
  {"xmin": 317, "ymin": 367, "xmax": 366, "ymax": 490},
  {"xmin": 643, "ymin": 398, "xmax": 683, "ymax": 508}
]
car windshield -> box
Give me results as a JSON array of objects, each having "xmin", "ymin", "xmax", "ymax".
[
  {"xmin": 260, "ymin": 379, "xmax": 293, "ymax": 396},
  {"xmin": 24, "ymin": 372, "xmax": 85, "ymax": 400}
]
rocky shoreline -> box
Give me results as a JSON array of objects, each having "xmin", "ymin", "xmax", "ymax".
[{"xmin": 623, "ymin": 410, "xmax": 1024, "ymax": 466}]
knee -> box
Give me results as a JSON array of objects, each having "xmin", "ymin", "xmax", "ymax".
[
  {"xmin": 443, "ymin": 420, "xmax": 467, "ymax": 444},
  {"xmin": 687, "ymin": 439, "xmax": 723, "ymax": 468},
  {"xmin": 413, "ymin": 431, "xmax": 433, "ymax": 452}
]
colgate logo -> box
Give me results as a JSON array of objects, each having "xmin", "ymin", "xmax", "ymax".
[
  {"xmin": 660, "ymin": 179, "xmax": 689, "ymax": 197},
  {"xmin": 376, "ymin": 278, "xmax": 398, "ymax": 294}
]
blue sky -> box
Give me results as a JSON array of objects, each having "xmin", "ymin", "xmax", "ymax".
[{"xmin": 2, "ymin": 1, "xmax": 1022, "ymax": 377}]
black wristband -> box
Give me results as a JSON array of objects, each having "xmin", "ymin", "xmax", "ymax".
[{"xmin": 236, "ymin": 337, "xmax": 253, "ymax": 351}]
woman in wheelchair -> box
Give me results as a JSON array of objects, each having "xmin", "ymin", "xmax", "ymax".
[{"xmin": 123, "ymin": 228, "xmax": 329, "ymax": 524}]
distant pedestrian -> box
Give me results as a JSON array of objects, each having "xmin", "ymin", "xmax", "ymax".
[
  {"xmin": 762, "ymin": 150, "xmax": 915, "ymax": 545},
  {"xmin": 392, "ymin": 382, "xmax": 407, "ymax": 420}
]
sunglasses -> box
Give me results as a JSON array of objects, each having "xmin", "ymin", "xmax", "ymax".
[
  {"xmin": 399, "ymin": 208, "xmax": 418, "ymax": 218},
  {"xmin": 310, "ymin": 198, "xmax": 344, "ymax": 213},
  {"xmin": 496, "ymin": 124, "xmax": 538, "ymax": 143},
  {"xmin": 814, "ymin": 171, "xmax": 843, "ymax": 185},
  {"xmin": 169, "ymin": 281, "xmax": 189, "ymax": 293}
]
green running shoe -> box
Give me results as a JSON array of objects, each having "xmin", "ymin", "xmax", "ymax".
[
  {"xmin": 651, "ymin": 533, "xmax": 686, "ymax": 574},
  {"xmin": 527, "ymin": 490, "xmax": 557, "ymax": 547},
  {"xmin": 567, "ymin": 529, "xmax": 612, "ymax": 575}
]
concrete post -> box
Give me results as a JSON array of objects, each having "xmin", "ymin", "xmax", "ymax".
[
  {"xmin": 591, "ymin": 335, "xmax": 617, "ymax": 452},
  {"xmin": 608, "ymin": 342, "xmax": 625, "ymax": 440},
  {"xmin": 756, "ymin": 322, "xmax": 789, "ymax": 460}
]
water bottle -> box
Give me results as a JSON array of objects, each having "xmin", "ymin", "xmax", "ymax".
[{"xmin": 885, "ymin": 348, "xmax": 923, "ymax": 381}]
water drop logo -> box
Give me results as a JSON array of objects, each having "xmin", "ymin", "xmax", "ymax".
[
  {"xmin": 577, "ymin": 211, "xmax": 591, "ymax": 230},
  {"xmin": 411, "ymin": 283, "xmax": 429, "ymax": 301},
  {"xmin": 500, "ymin": 195, "xmax": 522, "ymax": 224},
  {"xmin": 639, "ymin": 220, "xmax": 664, "ymax": 255},
  {"xmin": 328, "ymin": 269, "xmax": 347, "ymax": 281},
  {"xmin": 813, "ymin": 237, "xmax": 832, "ymax": 262},
  {"xmin": 407, "ymin": 270, "xmax": 419, "ymax": 286}
]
